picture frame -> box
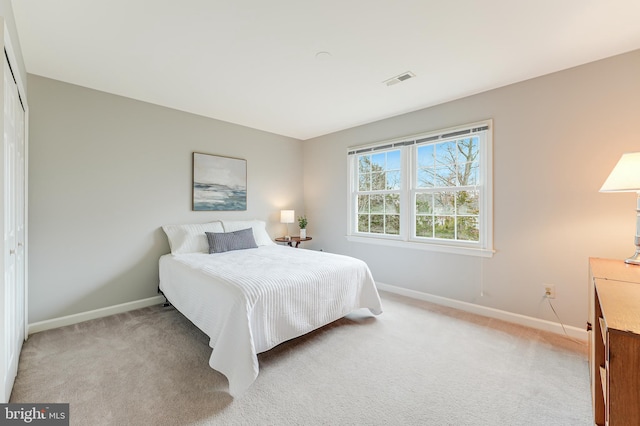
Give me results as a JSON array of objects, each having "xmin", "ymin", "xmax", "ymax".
[{"xmin": 192, "ymin": 152, "xmax": 247, "ymax": 211}]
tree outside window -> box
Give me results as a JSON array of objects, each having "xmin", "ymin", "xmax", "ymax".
[
  {"xmin": 356, "ymin": 150, "xmax": 401, "ymax": 235},
  {"xmin": 415, "ymin": 137, "xmax": 479, "ymax": 242}
]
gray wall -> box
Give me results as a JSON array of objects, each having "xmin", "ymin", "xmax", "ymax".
[
  {"xmin": 27, "ymin": 49, "xmax": 640, "ymax": 329},
  {"xmin": 302, "ymin": 49, "xmax": 640, "ymax": 328},
  {"xmin": 27, "ymin": 75, "xmax": 303, "ymax": 323}
]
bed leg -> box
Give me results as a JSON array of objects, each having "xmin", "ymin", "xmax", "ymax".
[{"xmin": 157, "ymin": 287, "xmax": 172, "ymax": 307}]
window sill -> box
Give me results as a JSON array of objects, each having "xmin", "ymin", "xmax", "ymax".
[{"xmin": 345, "ymin": 235, "xmax": 495, "ymax": 258}]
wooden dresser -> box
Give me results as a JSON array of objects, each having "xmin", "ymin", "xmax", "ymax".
[{"xmin": 589, "ymin": 258, "xmax": 640, "ymax": 426}]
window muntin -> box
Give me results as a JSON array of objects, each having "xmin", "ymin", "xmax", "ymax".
[{"xmin": 347, "ymin": 120, "xmax": 493, "ymax": 256}]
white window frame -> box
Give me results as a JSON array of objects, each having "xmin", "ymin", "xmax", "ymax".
[{"xmin": 346, "ymin": 120, "xmax": 494, "ymax": 258}]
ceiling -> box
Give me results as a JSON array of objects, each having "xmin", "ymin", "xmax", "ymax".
[{"xmin": 12, "ymin": 0, "xmax": 640, "ymax": 140}]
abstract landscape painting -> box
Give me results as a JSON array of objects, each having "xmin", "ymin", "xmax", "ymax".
[{"xmin": 193, "ymin": 152, "xmax": 247, "ymax": 211}]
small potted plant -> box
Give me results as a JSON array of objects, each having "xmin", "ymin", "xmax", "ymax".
[{"xmin": 298, "ymin": 215, "xmax": 308, "ymax": 239}]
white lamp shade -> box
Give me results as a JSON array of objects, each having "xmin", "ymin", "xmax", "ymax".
[
  {"xmin": 600, "ymin": 152, "xmax": 640, "ymax": 192},
  {"xmin": 280, "ymin": 210, "xmax": 295, "ymax": 224}
]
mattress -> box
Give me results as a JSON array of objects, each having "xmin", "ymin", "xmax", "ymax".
[{"xmin": 159, "ymin": 245, "xmax": 382, "ymax": 396}]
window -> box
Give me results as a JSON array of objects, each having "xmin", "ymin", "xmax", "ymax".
[
  {"xmin": 347, "ymin": 120, "xmax": 493, "ymax": 257},
  {"xmin": 357, "ymin": 150, "xmax": 401, "ymax": 235}
]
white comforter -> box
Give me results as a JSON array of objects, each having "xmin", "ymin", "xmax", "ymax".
[{"xmin": 159, "ymin": 245, "xmax": 382, "ymax": 396}]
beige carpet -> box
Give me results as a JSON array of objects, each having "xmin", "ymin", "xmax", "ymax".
[{"xmin": 10, "ymin": 292, "xmax": 592, "ymax": 425}]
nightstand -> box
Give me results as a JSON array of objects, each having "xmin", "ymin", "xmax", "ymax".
[{"xmin": 275, "ymin": 237, "xmax": 312, "ymax": 248}]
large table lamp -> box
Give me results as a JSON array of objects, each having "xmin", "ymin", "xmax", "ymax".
[
  {"xmin": 280, "ymin": 210, "xmax": 294, "ymax": 240},
  {"xmin": 600, "ymin": 152, "xmax": 640, "ymax": 265}
]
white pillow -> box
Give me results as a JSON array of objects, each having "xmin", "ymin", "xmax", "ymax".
[
  {"xmin": 162, "ymin": 221, "xmax": 224, "ymax": 254},
  {"xmin": 221, "ymin": 220, "xmax": 275, "ymax": 246}
]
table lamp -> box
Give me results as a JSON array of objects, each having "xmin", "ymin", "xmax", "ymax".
[
  {"xmin": 600, "ymin": 152, "xmax": 640, "ymax": 264},
  {"xmin": 280, "ymin": 210, "xmax": 294, "ymax": 240}
]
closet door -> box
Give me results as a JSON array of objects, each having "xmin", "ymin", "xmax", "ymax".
[
  {"xmin": 14, "ymin": 65, "xmax": 25, "ymax": 350},
  {"xmin": 1, "ymin": 53, "xmax": 25, "ymax": 403}
]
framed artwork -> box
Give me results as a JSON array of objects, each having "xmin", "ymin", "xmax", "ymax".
[{"xmin": 192, "ymin": 152, "xmax": 247, "ymax": 211}]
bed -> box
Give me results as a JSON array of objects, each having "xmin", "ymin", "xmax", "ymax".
[{"xmin": 159, "ymin": 220, "xmax": 383, "ymax": 396}]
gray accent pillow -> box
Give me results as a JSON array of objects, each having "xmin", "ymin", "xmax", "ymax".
[{"xmin": 206, "ymin": 228, "xmax": 258, "ymax": 253}]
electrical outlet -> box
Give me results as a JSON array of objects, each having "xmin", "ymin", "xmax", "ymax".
[{"xmin": 543, "ymin": 284, "xmax": 556, "ymax": 299}]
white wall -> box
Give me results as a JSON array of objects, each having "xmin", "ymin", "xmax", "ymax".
[
  {"xmin": 27, "ymin": 75, "xmax": 304, "ymax": 323},
  {"xmin": 302, "ymin": 49, "xmax": 640, "ymax": 329}
]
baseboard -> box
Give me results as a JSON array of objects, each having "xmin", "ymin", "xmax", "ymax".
[
  {"xmin": 28, "ymin": 286, "xmax": 587, "ymax": 341},
  {"xmin": 376, "ymin": 282, "xmax": 588, "ymax": 341},
  {"xmin": 28, "ymin": 295, "xmax": 166, "ymax": 335}
]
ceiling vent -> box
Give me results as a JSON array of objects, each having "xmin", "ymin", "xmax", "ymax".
[{"xmin": 384, "ymin": 71, "xmax": 416, "ymax": 86}]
